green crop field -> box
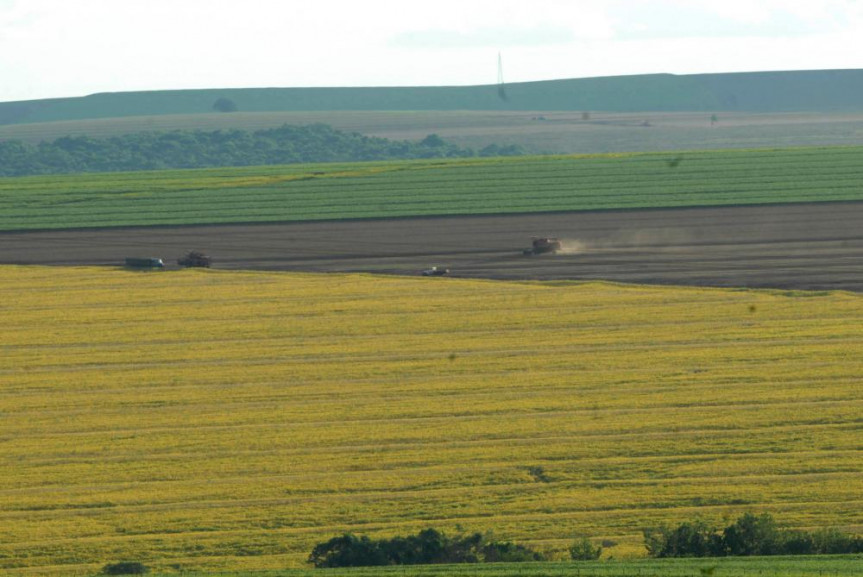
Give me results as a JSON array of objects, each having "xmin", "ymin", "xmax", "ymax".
[
  {"xmin": 98, "ymin": 556, "xmax": 863, "ymax": 577},
  {"xmin": 2, "ymin": 146, "xmax": 863, "ymax": 231}
]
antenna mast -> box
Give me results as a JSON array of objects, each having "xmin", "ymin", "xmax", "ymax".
[{"xmin": 497, "ymin": 52, "xmax": 508, "ymax": 101}]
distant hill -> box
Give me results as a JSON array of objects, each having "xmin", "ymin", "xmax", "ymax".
[{"xmin": 3, "ymin": 69, "xmax": 863, "ymax": 126}]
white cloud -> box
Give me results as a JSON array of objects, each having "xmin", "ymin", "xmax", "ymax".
[
  {"xmin": 697, "ymin": 0, "xmax": 774, "ymax": 24},
  {"xmin": 688, "ymin": 0, "xmax": 848, "ymax": 29}
]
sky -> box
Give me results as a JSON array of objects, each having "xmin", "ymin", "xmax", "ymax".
[{"xmin": 1, "ymin": 0, "xmax": 862, "ymax": 103}]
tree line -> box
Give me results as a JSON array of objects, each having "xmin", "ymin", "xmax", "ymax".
[
  {"xmin": 308, "ymin": 514, "xmax": 861, "ymax": 568},
  {"xmin": 96, "ymin": 516, "xmax": 861, "ymax": 573},
  {"xmin": 308, "ymin": 528, "xmax": 547, "ymax": 568},
  {"xmin": 644, "ymin": 513, "xmax": 863, "ymax": 558},
  {"xmin": 0, "ymin": 124, "xmax": 526, "ymax": 177}
]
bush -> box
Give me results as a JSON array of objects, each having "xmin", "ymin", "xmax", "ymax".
[
  {"xmin": 102, "ymin": 561, "xmax": 149, "ymax": 575},
  {"xmin": 811, "ymin": 528, "xmax": 863, "ymax": 554},
  {"xmin": 482, "ymin": 540, "xmax": 546, "ymax": 562},
  {"xmin": 569, "ymin": 537, "xmax": 602, "ymax": 560}
]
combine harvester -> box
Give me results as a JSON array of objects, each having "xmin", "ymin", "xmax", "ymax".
[
  {"xmin": 177, "ymin": 251, "xmax": 212, "ymax": 268},
  {"xmin": 522, "ymin": 237, "xmax": 562, "ymax": 256}
]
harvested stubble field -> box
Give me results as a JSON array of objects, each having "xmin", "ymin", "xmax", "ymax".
[{"xmin": 0, "ymin": 266, "xmax": 860, "ymax": 575}]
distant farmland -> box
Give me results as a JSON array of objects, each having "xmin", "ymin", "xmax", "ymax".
[
  {"xmin": 0, "ymin": 266, "xmax": 860, "ymax": 575},
  {"xmin": 2, "ymin": 146, "xmax": 863, "ymax": 231},
  {"xmin": 6, "ymin": 70, "xmax": 863, "ymax": 159},
  {"xmin": 5, "ymin": 110, "xmax": 863, "ymax": 155}
]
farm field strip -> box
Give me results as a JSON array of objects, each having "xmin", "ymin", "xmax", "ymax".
[
  {"xmin": 126, "ymin": 555, "xmax": 863, "ymax": 577},
  {"xmin": 3, "ymin": 147, "xmax": 863, "ymax": 230},
  {"xmin": 145, "ymin": 556, "xmax": 863, "ymax": 577},
  {"xmin": 6, "ymin": 108, "xmax": 863, "ymax": 160},
  {"xmin": 0, "ymin": 266, "xmax": 860, "ymax": 575},
  {"xmin": 4, "ymin": 202, "xmax": 862, "ymax": 293},
  {"xmin": 6, "ymin": 174, "xmax": 862, "ymax": 218},
  {"xmin": 0, "ymin": 110, "xmax": 846, "ymax": 142}
]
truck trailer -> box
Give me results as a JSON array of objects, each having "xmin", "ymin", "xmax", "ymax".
[{"xmin": 124, "ymin": 257, "xmax": 165, "ymax": 268}]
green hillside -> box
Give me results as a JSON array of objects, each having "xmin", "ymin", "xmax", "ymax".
[{"xmin": 3, "ymin": 69, "xmax": 863, "ymax": 126}]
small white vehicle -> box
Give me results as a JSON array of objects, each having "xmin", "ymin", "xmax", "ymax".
[{"xmin": 421, "ymin": 266, "xmax": 450, "ymax": 277}]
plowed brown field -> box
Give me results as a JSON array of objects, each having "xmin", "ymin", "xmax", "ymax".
[{"xmin": 2, "ymin": 201, "xmax": 862, "ymax": 291}]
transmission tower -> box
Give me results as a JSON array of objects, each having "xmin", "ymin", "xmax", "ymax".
[{"xmin": 497, "ymin": 52, "xmax": 508, "ymax": 101}]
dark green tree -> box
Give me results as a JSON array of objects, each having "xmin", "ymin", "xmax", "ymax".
[
  {"xmin": 420, "ymin": 133, "xmax": 445, "ymax": 147},
  {"xmin": 308, "ymin": 533, "xmax": 387, "ymax": 568},
  {"xmin": 212, "ymin": 97, "xmax": 239, "ymax": 112},
  {"xmin": 722, "ymin": 513, "xmax": 782, "ymax": 556},
  {"xmin": 644, "ymin": 520, "xmax": 722, "ymax": 557}
]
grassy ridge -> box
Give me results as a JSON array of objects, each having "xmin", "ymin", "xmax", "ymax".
[
  {"xmin": 3, "ymin": 146, "xmax": 863, "ymax": 231},
  {"xmin": 5, "ymin": 70, "xmax": 863, "ymax": 126},
  {"xmin": 0, "ymin": 266, "xmax": 860, "ymax": 574}
]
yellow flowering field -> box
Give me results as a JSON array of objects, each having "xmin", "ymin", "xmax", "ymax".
[{"xmin": 0, "ymin": 266, "xmax": 860, "ymax": 575}]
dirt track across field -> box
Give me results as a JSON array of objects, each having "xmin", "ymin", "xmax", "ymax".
[{"xmin": 2, "ymin": 202, "xmax": 862, "ymax": 292}]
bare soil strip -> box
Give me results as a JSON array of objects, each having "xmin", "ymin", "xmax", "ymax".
[{"xmin": 2, "ymin": 202, "xmax": 862, "ymax": 292}]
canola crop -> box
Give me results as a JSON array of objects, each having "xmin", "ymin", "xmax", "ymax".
[{"xmin": 0, "ymin": 266, "xmax": 860, "ymax": 575}]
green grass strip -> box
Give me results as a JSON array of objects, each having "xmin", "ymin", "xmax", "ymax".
[{"xmin": 1, "ymin": 147, "xmax": 863, "ymax": 231}]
